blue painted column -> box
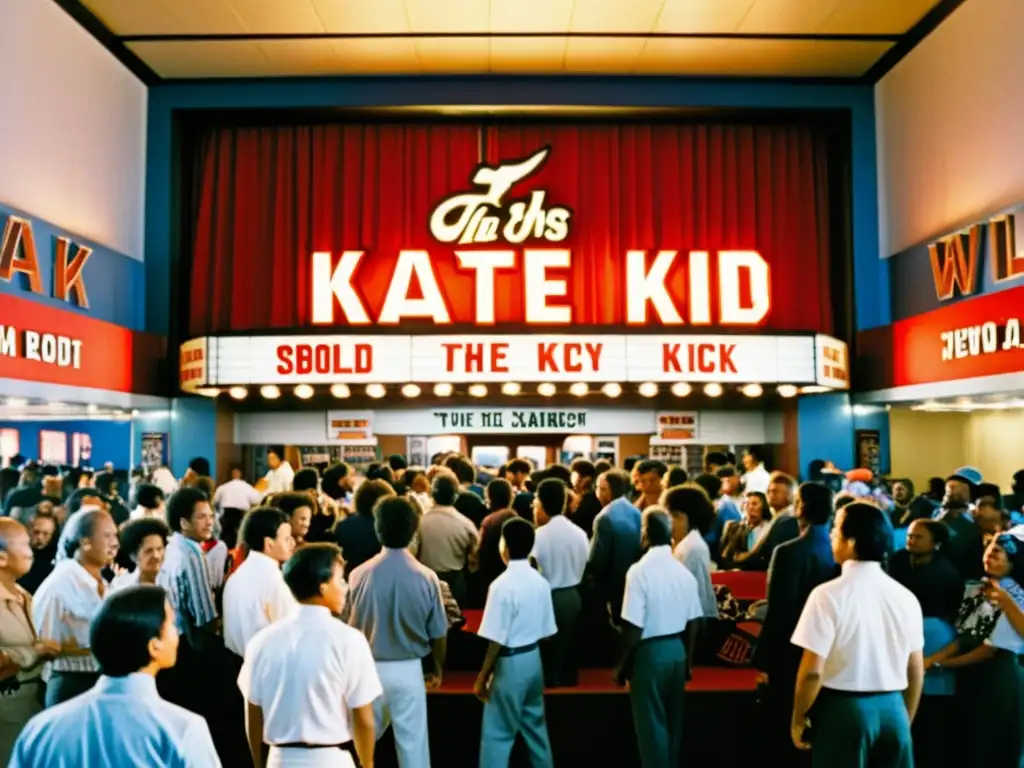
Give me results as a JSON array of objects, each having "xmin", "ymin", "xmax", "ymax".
[
  {"xmin": 169, "ymin": 397, "xmax": 218, "ymax": 479},
  {"xmin": 797, "ymin": 395, "xmax": 890, "ymax": 480}
]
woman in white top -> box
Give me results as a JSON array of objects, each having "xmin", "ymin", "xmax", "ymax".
[
  {"xmin": 33, "ymin": 508, "xmax": 119, "ymax": 706},
  {"xmin": 110, "ymin": 518, "xmax": 172, "ymax": 592}
]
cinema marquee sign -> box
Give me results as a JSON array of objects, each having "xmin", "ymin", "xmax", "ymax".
[{"xmin": 310, "ymin": 147, "xmax": 770, "ymax": 327}]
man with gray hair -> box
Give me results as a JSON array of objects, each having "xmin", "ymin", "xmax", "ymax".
[{"xmin": 614, "ymin": 507, "xmax": 703, "ymax": 768}]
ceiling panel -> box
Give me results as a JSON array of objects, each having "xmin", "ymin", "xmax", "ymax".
[
  {"xmin": 327, "ymin": 39, "xmax": 422, "ymax": 73},
  {"xmin": 820, "ymin": 0, "xmax": 940, "ymax": 34},
  {"xmin": 739, "ymin": 0, "xmax": 844, "ymax": 34},
  {"xmin": 311, "ymin": 0, "xmax": 410, "ymax": 33},
  {"xmin": 654, "ymin": 0, "xmax": 756, "ymax": 33},
  {"xmin": 564, "ymin": 37, "xmax": 646, "ymax": 73},
  {"xmin": 127, "ymin": 41, "xmax": 268, "ymax": 78},
  {"xmin": 568, "ymin": 0, "xmax": 664, "ymax": 33},
  {"xmin": 83, "ymin": 0, "xmax": 247, "ymax": 35},
  {"xmin": 228, "ymin": 0, "xmax": 326, "ymax": 34},
  {"xmin": 414, "ymin": 37, "xmax": 490, "ymax": 72},
  {"xmin": 636, "ymin": 38, "xmax": 891, "ymax": 76},
  {"xmin": 404, "ymin": 0, "xmax": 489, "ymax": 33},
  {"xmin": 488, "ymin": 37, "xmax": 569, "ymax": 73},
  {"xmin": 490, "ymin": 0, "xmax": 574, "ymax": 33}
]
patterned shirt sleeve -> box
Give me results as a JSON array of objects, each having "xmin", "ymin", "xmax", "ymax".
[{"xmin": 184, "ymin": 546, "xmax": 218, "ymax": 627}]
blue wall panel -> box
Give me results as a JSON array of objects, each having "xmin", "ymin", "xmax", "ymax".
[
  {"xmin": 0, "ymin": 202, "xmax": 145, "ymax": 330},
  {"xmin": 796, "ymin": 395, "xmax": 891, "ymax": 481},
  {"xmin": 0, "ymin": 420, "xmax": 131, "ymax": 467},
  {"xmin": 168, "ymin": 397, "xmax": 217, "ymax": 480}
]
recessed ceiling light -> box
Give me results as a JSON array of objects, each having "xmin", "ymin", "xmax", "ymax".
[
  {"xmin": 402, "ymin": 383, "xmax": 421, "ymax": 398},
  {"xmin": 330, "ymin": 384, "xmax": 350, "ymax": 399},
  {"xmin": 5, "ymin": 398, "xmax": 27, "ymax": 408},
  {"xmin": 569, "ymin": 382, "xmax": 589, "ymax": 397},
  {"xmin": 741, "ymin": 384, "xmax": 763, "ymax": 398},
  {"xmin": 195, "ymin": 388, "xmax": 220, "ymax": 398},
  {"xmin": 671, "ymin": 383, "xmax": 692, "ymax": 397},
  {"xmin": 433, "ymin": 383, "xmax": 453, "ymax": 397},
  {"xmin": 260, "ymin": 385, "xmax": 281, "ymax": 399},
  {"xmin": 294, "ymin": 384, "xmax": 314, "ymax": 400},
  {"xmin": 704, "ymin": 383, "xmax": 723, "ymax": 397},
  {"xmin": 537, "ymin": 383, "xmax": 556, "ymax": 397},
  {"xmin": 366, "ymin": 384, "xmax": 387, "ymax": 399},
  {"xmin": 502, "ymin": 382, "xmax": 521, "ymax": 396},
  {"xmin": 228, "ymin": 387, "xmax": 248, "ymax": 400},
  {"xmin": 468, "ymin": 384, "xmax": 488, "ymax": 398},
  {"xmin": 602, "ymin": 383, "xmax": 622, "ymax": 398},
  {"xmin": 777, "ymin": 384, "xmax": 799, "ymax": 398}
]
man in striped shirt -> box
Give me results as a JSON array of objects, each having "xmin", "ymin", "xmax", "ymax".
[{"xmin": 157, "ymin": 488, "xmax": 222, "ymax": 755}]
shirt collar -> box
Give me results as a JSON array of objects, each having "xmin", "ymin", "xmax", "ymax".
[
  {"xmin": 645, "ymin": 544, "xmax": 674, "ymax": 560},
  {"xmin": 0, "ymin": 578, "xmax": 25, "ymax": 602},
  {"xmin": 295, "ymin": 603, "xmax": 333, "ymax": 620},
  {"xmin": 505, "ymin": 559, "xmax": 533, "ymax": 572},
  {"xmin": 841, "ymin": 560, "xmax": 883, "ymax": 575},
  {"xmin": 95, "ymin": 673, "xmax": 159, "ymax": 698},
  {"xmin": 247, "ymin": 551, "xmax": 283, "ymax": 570}
]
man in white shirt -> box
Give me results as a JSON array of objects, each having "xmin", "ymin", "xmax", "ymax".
[
  {"xmin": 741, "ymin": 446, "xmax": 772, "ymax": 495},
  {"xmin": 129, "ymin": 484, "xmax": 167, "ymax": 522},
  {"xmin": 263, "ymin": 447, "xmax": 295, "ymax": 495},
  {"xmin": 239, "ymin": 543, "xmax": 382, "ymax": 768},
  {"xmin": 615, "ymin": 508, "xmax": 703, "ymax": 768},
  {"xmin": 223, "ymin": 507, "xmax": 296, "ymax": 657},
  {"xmin": 475, "ymin": 517, "xmax": 557, "ymax": 768},
  {"xmin": 532, "ymin": 478, "xmax": 589, "ymax": 686},
  {"xmin": 790, "ymin": 501, "xmax": 924, "ymax": 767},
  {"xmin": 663, "ymin": 485, "xmax": 719, "ymax": 619},
  {"xmin": 212, "ymin": 465, "xmax": 262, "ymax": 514}
]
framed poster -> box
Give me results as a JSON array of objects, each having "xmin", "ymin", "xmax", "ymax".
[
  {"xmin": 407, "ymin": 437, "xmax": 428, "ymax": 468},
  {"xmin": 855, "ymin": 429, "xmax": 882, "ymax": 479},
  {"xmin": 141, "ymin": 432, "xmax": 170, "ymax": 471},
  {"xmin": 0, "ymin": 429, "xmax": 19, "ymax": 468},
  {"xmin": 72, "ymin": 433, "xmax": 93, "ymax": 466},
  {"xmin": 39, "ymin": 431, "xmax": 68, "ymax": 464}
]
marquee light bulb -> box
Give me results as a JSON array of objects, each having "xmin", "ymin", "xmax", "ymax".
[
  {"xmin": 671, "ymin": 383, "xmax": 692, "ymax": 397},
  {"xmin": 366, "ymin": 384, "xmax": 387, "ymax": 399},
  {"xmin": 801, "ymin": 386, "xmax": 830, "ymax": 394},
  {"xmin": 260, "ymin": 385, "xmax": 281, "ymax": 400},
  {"xmin": 468, "ymin": 384, "xmax": 488, "ymax": 398},
  {"xmin": 330, "ymin": 384, "xmax": 350, "ymax": 399},
  {"xmin": 569, "ymin": 382, "xmax": 589, "ymax": 397},
  {"xmin": 777, "ymin": 384, "xmax": 799, "ymax": 398},
  {"xmin": 638, "ymin": 382, "xmax": 658, "ymax": 398},
  {"xmin": 402, "ymin": 384, "xmax": 421, "ymax": 398},
  {"xmin": 196, "ymin": 388, "xmax": 221, "ymax": 398},
  {"xmin": 537, "ymin": 383, "xmax": 556, "ymax": 397},
  {"xmin": 741, "ymin": 383, "xmax": 763, "ymax": 398},
  {"xmin": 5, "ymin": 397, "xmax": 28, "ymax": 408},
  {"xmin": 228, "ymin": 387, "xmax": 248, "ymax": 400},
  {"xmin": 602, "ymin": 383, "xmax": 622, "ymax": 398},
  {"xmin": 502, "ymin": 382, "xmax": 521, "ymax": 396},
  {"xmin": 294, "ymin": 384, "xmax": 315, "ymax": 400},
  {"xmin": 433, "ymin": 383, "xmax": 453, "ymax": 397},
  {"xmin": 704, "ymin": 383, "xmax": 724, "ymax": 397}
]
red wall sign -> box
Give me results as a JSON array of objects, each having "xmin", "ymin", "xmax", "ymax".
[
  {"xmin": 892, "ymin": 285, "xmax": 1024, "ymax": 386},
  {"xmin": 0, "ymin": 292, "xmax": 134, "ymax": 391},
  {"xmin": 188, "ymin": 121, "xmax": 841, "ymax": 337}
]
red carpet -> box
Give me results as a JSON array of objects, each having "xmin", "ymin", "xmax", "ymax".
[{"xmin": 431, "ymin": 666, "xmax": 759, "ymax": 695}]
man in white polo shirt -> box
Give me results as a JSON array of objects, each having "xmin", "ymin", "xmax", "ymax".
[{"xmin": 790, "ymin": 501, "xmax": 924, "ymax": 767}]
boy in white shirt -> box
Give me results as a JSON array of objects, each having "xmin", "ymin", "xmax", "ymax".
[{"xmin": 474, "ymin": 518, "xmax": 556, "ymax": 768}]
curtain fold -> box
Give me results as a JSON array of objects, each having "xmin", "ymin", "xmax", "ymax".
[{"xmin": 188, "ymin": 121, "xmax": 836, "ymax": 337}]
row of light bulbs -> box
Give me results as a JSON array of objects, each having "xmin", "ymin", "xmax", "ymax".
[{"xmin": 205, "ymin": 383, "xmax": 829, "ymax": 400}]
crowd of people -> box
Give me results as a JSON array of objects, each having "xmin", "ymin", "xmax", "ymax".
[{"xmin": 1, "ymin": 446, "xmax": 1024, "ymax": 767}]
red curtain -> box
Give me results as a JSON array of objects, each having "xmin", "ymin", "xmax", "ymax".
[{"xmin": 187, "ymin": 121, "xmax": 835, "ymax": 336}]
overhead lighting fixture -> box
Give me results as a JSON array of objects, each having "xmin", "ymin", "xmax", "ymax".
[
  {"xmin": 602, "ymin": 382, "xmax": 622, "ymax": 398},
  {"xmin": 704, "ymin": 383, "xmax": 724, "ymax": 397},
  {"xmin": 501, "ymin": 382, "xmax": 521, "ymax": 396},
  {"xmin": 537, "ymin": 382, "xmax": 556, "ymax": 397},
  {"xmin": 330, "ymin": 384, "xmax": 351, "ymax": 399},
  {"xmin": 402, "ymin": 383, "xmax": 421, "ymax": 398},
  {"xmin": 5, "ymin": 398, "xmax": 28, "ymax": 408},
  {"xmin": 229, "ymin": 387, "xmax": 248, "ymax": 400},
  {"xmin": 777, "ymin": 384, "xmax": 799, "ymax": 398},
  {"xmin": 569, "ymin": 382, "xmax": 589, "ymax": 397},
  {"xmin": 48, "ymin": 402, "xmax": 65, "ymax": 409},
  {"xmin": 741, "ymin": 384, "xmax": 763, "ymax": 398},
  {"xmin": 468, "ymin": 384, "xmax": 488, "ymax": 398},
  {"xmin": 433, "ymin": 383, "xmax": 453, "ymax": 397},
  {"xmin": 366, "ymin": 384, "xmax": 387, "ymax": 399},
  {"xmin": 196, "ymin": 388, "xmax": 220, "ymax": 398},
  {"xmin": 130, "ymin": 409, "xmax": 140, "ymax": 417},
  {"xmin": 260, "ymin": 385, "xmax": 281, "ymax": 400},
  {"xmin": 86, "ymin": 403, "xmax": 99, "ymax": 413},
  {"xmin": 294, "ymin": 384, "xmax": 315, "ymax": 400},
  {"xmin": 638, "ymin": 382, "xmax": 658, "ymax": 398},
  {"xmin": 801, "ymin": 386, "xmax": 830, "ymax": 394},
  {"xmin": 671, "ymin": 382, "xmax": 692, "ymax": 397}
]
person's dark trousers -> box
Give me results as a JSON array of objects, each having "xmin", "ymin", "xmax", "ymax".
[
  {"xmin": 219, "ymin": 649, "xmax": 252, "ymax": 766},
  {"xmin": 761, "ymin": 664, "xmax": 810, "ymax": 766},
  {"xmin": 437, "ymin": 570, "xmax": 467, "ymax": 607},
  {"xmin": 809, "ymin": 689, "xmax": 912, "ymax": 768},
  {"xmin": 44, "ymin": 671, "xmax": 99, "ymax": 707},
  {"xmin": 912, "ymin": 694, "xmax": 954, "ymax": 768},
  {"xmin": 628, "ymin": 635, "xmax": 687, "ymax": 768},
  {"xmin": 542, "ymin": 585, "xmax": 582, "ymax": 687}
]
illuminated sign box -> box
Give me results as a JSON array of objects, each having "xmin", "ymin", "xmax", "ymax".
[{"xmin": 180, "ymin": 333, "xmax": 848, "ymax": 390}]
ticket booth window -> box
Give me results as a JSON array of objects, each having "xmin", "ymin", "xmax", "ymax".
[
  {"xmin": 472, "ymin": 445, "xmax": 510, "ymax": 469},
  {"xmin": 516, "ymin": 445, "xmax": 547, "ymax": 468},
  {"xmin": 427, "ymin": 435, "xmax": 463, "ymax": 461}
]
